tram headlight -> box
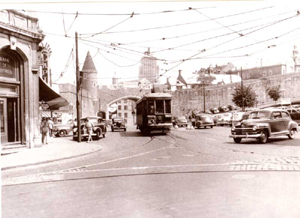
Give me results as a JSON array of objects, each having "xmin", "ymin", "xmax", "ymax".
[{"xmin": 147, "ymin": 115, "xmax": 156, "ymax": 124}]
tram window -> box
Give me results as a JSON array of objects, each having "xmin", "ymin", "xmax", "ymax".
[
  {"xmin": 165, "ymin": 100, "xmax": 171, "ymax": 113},
  {"xmin": 148, "ymin": 100, "xmax": 155, "ymax": 114},
  {"xmin": 156, "ymin": 100, "xmax": 164, "ymax": 113}
]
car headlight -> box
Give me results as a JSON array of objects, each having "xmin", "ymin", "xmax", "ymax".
[
  {"xmin": 73, "ymin": 128, "xmax": 77, "ymax": 132},
  {"xmin": 231, "ymin": 126, "xmax": 236, "ymax": 131},
  {"xmin": 252, "ymin": 125, "xmax": 258, "ymax": 131}
]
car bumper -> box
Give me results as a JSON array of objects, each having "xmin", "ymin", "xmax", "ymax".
[
  {"xmin": 148, "ymin": 123, "xmax": 173, "ymax": 129},
  {"xmin": 229, "ymin": 133, "xmax": 262, "ymax": 139}
]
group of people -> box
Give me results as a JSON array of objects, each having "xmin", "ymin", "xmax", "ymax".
[
  {"xmin": 40, "ymin": 117, "xmax": 94, "ymax": 144},
  {"xmin": 40, "ymin": 118, "xmax": 54, "ymax": 144}
]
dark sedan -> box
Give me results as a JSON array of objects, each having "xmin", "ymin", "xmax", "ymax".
[{"xmin": 230, "ymin": 109, "xmax": 298, "ymax": 144}]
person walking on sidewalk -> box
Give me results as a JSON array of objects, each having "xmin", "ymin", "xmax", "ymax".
[
  {"xmin": 48, "ymin": 118, "xmax": 54, "ymax": 137},
  {"xmin": 85, "ymin": 118, "xmax": 93, "ymax": 143},
  {"xmin": 40, "ymin": 118, "xmax": 49, "ymax": 144}
]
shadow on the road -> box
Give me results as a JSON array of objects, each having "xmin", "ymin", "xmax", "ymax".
[
  {"xmin": 119, "ymin": 130, "xmax": 146, "ymax": 137},
  {"xmin": 226, "ymin": 136, "xmax": 298, "ymax": 146}
]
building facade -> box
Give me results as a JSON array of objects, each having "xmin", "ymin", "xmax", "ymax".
[
  {"xmin": 0, "ymin": 10, "xmax": 44, "ymax": 148},
  {"xmin": 116, "ymin": 99, "xmax": 136, "ymax": 125},
  {"xmin": 138, "ymin": 48, "xmax": 159, "ymax": 83}
]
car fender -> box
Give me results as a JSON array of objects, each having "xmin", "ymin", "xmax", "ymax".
[
  {"xmin": 256, "ymin": 123, "xmax": 271, "ymax": 136},
  {"xmin": 288, "ymin": 121, "xmax": 298, "ymax": 131}
]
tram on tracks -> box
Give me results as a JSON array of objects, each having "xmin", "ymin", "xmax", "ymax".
[{"xmin": 136, "ymin": 93, "xmax": 173, "ymax": 135}]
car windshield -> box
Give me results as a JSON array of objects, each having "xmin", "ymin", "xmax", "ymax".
[
  {"xmin": 233, "ymin": 113, "xmax": 244, "ymax": 119},
  {"xmin": 178, "ymin": 116, "xmax": 186, "ymax": 120},
  {"xmin": 249, "ymin": 111, "xmax": 270, "ymax": 119}
]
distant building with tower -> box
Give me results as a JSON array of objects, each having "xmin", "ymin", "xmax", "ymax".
[
  {"xmin": 138, "ymin": 48, "xmax": 159, "ymax": 83},
  {"xmin": 59, "ymin": 51, "xmax": 99, "ymax": 119}
]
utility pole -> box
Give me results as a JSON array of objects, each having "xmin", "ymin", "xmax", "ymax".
[
  {"xmin": 75, "ymin": 32, "xmax": 81, "ymax": 142},
  {"xmin": 241, "ymin": 67, "xmax": 245, "ymax": 112},
  {"xmin": 203, "ymin": 85, "xmax": 206, "ymax": 113}
]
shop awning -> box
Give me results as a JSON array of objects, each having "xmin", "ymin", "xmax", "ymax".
[{"xmin": 39, "ymin": 77, "xmax": 69, "ymax": 110}]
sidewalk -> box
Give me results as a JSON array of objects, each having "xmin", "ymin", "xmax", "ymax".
[{"xmin": 1, "ymin": 136, "xmax": 103, "ymax": 171}]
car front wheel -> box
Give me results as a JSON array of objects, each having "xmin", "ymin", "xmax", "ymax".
[
  {"xmin": 58, "ymin": 130, "xmax": 67, "ymax": 137},
  {"xmin": 259, "ymin": 131, "xmax": 268, "ymax": 144},
  {"xmin": 234, "ymin": 138, "xmax": 241, "ymax": 143},
  {"xmin": 288, "ymin": 129, "xmax": 296, "ymax": 139}
]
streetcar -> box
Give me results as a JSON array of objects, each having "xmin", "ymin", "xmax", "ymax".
[{"xmin": 136, "ymin": 93, "xmax": 173, "ymax": 135}]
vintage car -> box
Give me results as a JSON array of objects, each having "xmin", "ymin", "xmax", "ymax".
[
  {"xmin": 111, "ymin": 117, "xmax": 126, "ymax": 132},
  {"xmin": 175, "ymin": 116, "xmax": 188, "ymax": 127},
  {"xmin": 231, "ymin": 112, "xmax": 246, "ymax": 127},
  {"xmin": 216, "ymin": 112, "xmax": 232, "ymax": 126},
  {"xmin": 230, "ymin": 109, "xmax": 298, "ymax": 144},
  {"xmin": 286, "ymin": 108, "xmax": 300, "ymax": 125},
  {"xmin": 73, "ymin": 116, "xmax": 107, "ymax": 141},
  {"xmin": 195, "ymin": 114, "xmax": 214, "ymax": 129},
  {"xmin": 52, "ymin": 119, "xmax": 74, "ymax": 137},
  {"xmin": 210, "ymin": 108, "xmax": 220, "ymax": 114}
]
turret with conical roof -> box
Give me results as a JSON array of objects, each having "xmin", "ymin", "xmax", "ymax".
[{"xmin": 81, "ymin": 51, "xmax": 98, "ymax": 105}]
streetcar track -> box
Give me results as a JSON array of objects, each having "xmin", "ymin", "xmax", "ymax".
[
  {"xmin": 169, "ymin": 129, "xmax": 300, "ymax": 163},
  {"xmin": 3, "ymin": 130, "xmax": 300, "ymax": 186}
]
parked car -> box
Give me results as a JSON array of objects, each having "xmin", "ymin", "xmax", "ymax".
[
  {"xmin": 218, "ymin": 106, "xmax": 229, "ymax": 113},
  {"xmin": 176, "ymin": 116, "xmax": 188, "ymax": 127},
  {"xmin": 216, "ymin": 112, "xmax": 232, "ymax": 126},
  {"xmin": 210, "ymin": 108, "xmax": 219, "ymax": 114},
  {"xmin": 73, "ymin": 116, "xmax": 107, "ymax": 141},
  {"xmin": 231, "ymin": 112, "xmax": 246, "ymax": 127},
  {"xmin": 195, "ymin": 114, "xmax": 214, "ymax": 129},
  {"xmin": 286, "ymin": 108, "xmax": 300, "ymax": 125},
  {"xmin": 52, "ymin": 119, "xmax": 74, "ymax": 137},
  {"xmin": 111, "ymin": 117, "xmax": 126, "ymax": 132},
  {"xmin": 230, "ymin": 109, "xmax": 298, "ymax": 144}
]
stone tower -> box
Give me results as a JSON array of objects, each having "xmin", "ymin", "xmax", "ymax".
[{"xmin": 81, "ymin": 51, "xmax": 98, "ymax": 113}]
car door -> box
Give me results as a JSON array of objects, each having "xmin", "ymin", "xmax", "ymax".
[
  {"xmin": 270, "ymin": 111, "xmax": 282, "ymax": 133},
  {"xmin": 281, "ymin": 111, "xmax": 291, "ymax": 131}
]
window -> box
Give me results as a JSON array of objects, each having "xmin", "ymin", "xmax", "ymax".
[
  {"xmin": 118, "ymin": 105, "xmax": 121, "ymax": 110},
  {"xmin": 118, "ymin": 113, "xmax": 122, "ymax": 117},
  {"xmin": 281, "ymin": 112, "xmax": 289, "ymax": 118},
  {"xmin": 148, "ymin": 100, "xmax": 154, "ymax": 114},
  {"xmin": 124, "ymin": 105, "xmax": 128, "ymax": 110},
  {"xmin": 124, "ymin": 100, "xmax": 127, "ymax": 103},
  {"xmin": 156, "ymin": 100, "xmax": 164, "ymax": 113},
  {"xmin": 124, "ymin": 113, "xmax": 128, "ymax": 118},
  {"xmin": 165, "ymin": 100, "xmax": 171, "ymax": 113}
]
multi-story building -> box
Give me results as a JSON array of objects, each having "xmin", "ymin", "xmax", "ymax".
[
  {"xmin": 138, "ymin": 48, "xmax": 159, "ymax": 83},
  {"xmin": 0, "ymin": 10, "xmax": 49, "ymax": 148},
  {"xmin": 116, "ymin": 99, "xmax": 135, "ymax": 125}
]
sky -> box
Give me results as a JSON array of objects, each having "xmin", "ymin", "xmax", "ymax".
[{"xmin": 1, "ymin": 0, "xmax": 300, "ymax": 85}]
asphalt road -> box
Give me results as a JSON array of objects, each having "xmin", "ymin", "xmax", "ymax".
[{"xmin": 2, "ymin": 125, "xmax": 300, "ymax": 218}]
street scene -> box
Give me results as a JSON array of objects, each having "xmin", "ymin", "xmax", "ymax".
[{"xmin": 2, "ymin": 1, "xmax": 300, "ymax": 218}]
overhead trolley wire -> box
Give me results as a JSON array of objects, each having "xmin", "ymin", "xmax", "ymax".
[
  {"xmin": 21, "ymin": 7, "xmax": 215, "ymax": 16},
  {"xmin": 77, "ymin": 6, "xmax": 274, "ymax": 36}
]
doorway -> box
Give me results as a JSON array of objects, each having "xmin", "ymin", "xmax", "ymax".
[{"xmin": 0, "ymin": 98, "xmax": 19, "ymax": 144}]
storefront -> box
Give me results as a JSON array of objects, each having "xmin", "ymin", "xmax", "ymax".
[{"xmin": 0, "ymin": 10, "xmax": 44, "ymax": 148}]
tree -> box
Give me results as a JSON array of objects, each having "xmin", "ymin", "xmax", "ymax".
[
  {"xmin": 267, "ymin": 85, "xmax": 282, "ymax": 105},
  {"xmin": 197, "ymin": 71, "xmax": 216, "ymax": 86},
  {"xmin": 232, "ymin": 84, "xmax": 257, "ymax": 108}
]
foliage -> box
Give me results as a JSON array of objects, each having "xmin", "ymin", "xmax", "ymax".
[
  {"xmin": 197, "ymin": 71, "xmax": 216, "ymax": 86},
  {"xmin": 232, "ymin": 84, "xmax": 257, "ymax": 108},
  {"xmin": 267, "ymin": 85, "xmax": 282, "ymax": 103}
]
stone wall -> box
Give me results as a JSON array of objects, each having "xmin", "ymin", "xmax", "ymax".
[
  {"xmin": 59, "ymin": 83, "xmax": 96, "ymax": 118},
  {"xmin": 171, "ymin": 72, "xmax": 300, "ymax": 116}
]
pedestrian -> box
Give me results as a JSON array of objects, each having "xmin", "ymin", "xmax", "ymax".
[
  {"xmin": 40, "ymin": 118, "xmax": 49, "ymax": 144},
  {"xmin": 48, "ymin": 118, "xmax": 54, "ymax": 137},
  {"xmin": 85, "ymin": 118, "xmax": 93, "ymax": 143}
]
